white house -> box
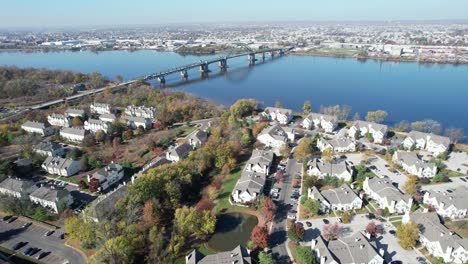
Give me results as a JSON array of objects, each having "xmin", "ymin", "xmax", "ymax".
[
  {"xmin": 84, "ymin": 118, "xmax": 109, "ymax": 133},
  {"xmin": 232, "ymin": 170, "xmax": 266, "ymax": 204},
  {"xmin": 60, "ymin": 127, "xmax": 86, "ymax": 142},
  {"xmin": 257, "ymin": 125, "xmax": 295, "ymax": 151},
  {"xmin": 88, "ymin": 162, "xmax": 124, "ymax": 191},
  {"xmin": 308, "ymin": 184, "xmax": 363, "ymax": 213},
  {"xmin": 47, "ymin": 113, "xmax": 72, "ymax": 127},
  {"xmin": 41, "ymin": 156, "xmax": 81, "ymax": 177},
  {"xmin": 348, "ymin": 120, "xmax": 388, "ymax": 144},
  {"xmin": 363, "ymin": 177, "xmax": 413, "ymax": 214},
  {"xmin": 317, "ymin": 137, "xmax": 356, "ymax": 153},
  {"xmin": 403, "ymin": 131, "xmax": 451, "ymax": 156},
  {"xmin": 65, "ymin": 108, "xmax": 85, "ymax": 118},
  {"xmin": 245, "ymin": 149, "xmax": 274, "ymax": 175},
  {"xmin": 307, "ymin": 158, "xmax": 354, "ymax": 182},
  {"xmin": 166, "ymin": 143, "xmax": 192, "ymax": 163},
  {"xmin": 29, "ymin": 186, "xmax": 73, "ymax": 213},
  {"xmin": 0, "ymin": 177, "xmax": 37, "ymax": 199},
  {"xmin": 126, "ymin": 116, "xmax": 153, "ymax": 129},
  {"xmin": 99, "ymin": 113, "xmax": 117, "ymax": 123},
  {"xmin": 262, "ymin": 107, "xmax": 293, "ymax": 124},
  {"xmin": 403, "ymin": 211, "xmax": 468, "ymax": 264},
  {"xmin": 21, "ymin": 121, "xmax": 54, "ymax": 136},
  {"xmin": 423, "ymin": 187, "xmax": 467, "ymax": 219},
  {"xmin": 125, "ymin": 105, "xmax": 155, "ymax": 119},
  {"xmin": 90, "ymin": 103, "xmax": 113, "ymax": 115},
  {"xmin": 302, "ymin": 113, "xmax": 338, "ymax": 133},
  {"xmin": 311, "ymin": 232, "xmax": 384, "ymax": 264},
  {"xmin": 187, "ymin": 130, "xmax": 208, "ymax": 148},
  {"xmin": 33, "ymin": 140, "xmax": 65, "ymax": 157},
  {"xmin": 392, "ymin": 151, "xmax": 437, "ymax": 178}
]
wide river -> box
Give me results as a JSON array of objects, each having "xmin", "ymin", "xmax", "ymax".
[{"xmin": 1, "ymin": 50, "xmax": 468, "ymax": 133}]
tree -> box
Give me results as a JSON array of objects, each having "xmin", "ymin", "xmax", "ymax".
[
  {"xmin": 444, "ymin": 127, "xmax": 464, "ymax": 143},
  {"xmin": 341, "ymin": 212, "xmax": 351, "ymax": 224},
  {"xmin": 122, "ymin": 129, "xmax": 134, "ymax": 141},
  {"xmin": 303, "ymin": 101, "xmax": 311, "ymax": 114},
  {"xmin": 353, "ymin": 112, "xmax": 361, "ymax": 121},
  {"xmin": 280, "ymin": 144, "xmax": 291, "ymax": 157},
  {"xmin": 394, "ymin": 120, "xmax": 410, "ymax": 132},
  {"xmin": 303, "ymin": 175, "xmax": 319, "ymax": 189},
  {"xmin": 366, "ymin": 221, "xmax": 377, "ymax": 236},
  {"xmin": 114, "ymin": 74, "xmax": 123, "ymax": 84},
  {"xmin": 294, "ymin": 138, "xmax": 313, "ymax": 160},
  {"xmin": 252, "ymin": 122, "xmax": 269, "ymax": 138},
  {"xmin": 89, "ymin": 178, "xmax": 100, "ymax": 192},
  {"xmin": 258, "ymin": 251, "xmax": 273, "ymax": 264},
  {"xmin": 95, "ymin": 130, "xmax": 106, "ymax": 142},
  {"xmin": 250, "ymin": 225, "xmax": 269, "ymax": 249},
  {"xmin": 303, "ymin": 199, "xmax": 321, "ymax": 215},
  {"xmin": 322, "ymin": 148, "xmax": 333, "ymax": 163},
  {"xmin": 411, "ymin": 119, "xmax": 443, "ymax": 134},
  {"xmin": 403, "ymin": 175, "xmax": 418, "ymax": 195},
  {"xmin": 296, "ymin": 246, "xmax": 315, "ymax": 264},
  {"xmin": 366, "ymin": 110, "xmax": 388, "ymax": 123},
  {"xmin": 322, "ymin": 223, "xmax": 342, "ymax": 240},
  {"xmin": 275, "ymin": 170, "xmax": 285, "ymax": 184},
  {"xmin": 397, "ymin": 220, "xmax": 419, "ymax": 250},
  {"xmin": 261, "ymin": 197, "xmax": 277, "ymax": 223},
  {"xmin": 72, "ymin": 116, "xmax": 83, "ymax": 127},
  {"xmin": 146, "ymin": 226, "xmax": 167, "ymax": 263},
  {"xmin": 274, "ymin": 101, "xmax": 283, "ymax": 108}
]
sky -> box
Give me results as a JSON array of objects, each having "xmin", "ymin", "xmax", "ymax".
[{"xmin": 2, "ymin": 0, "xmax": 468, "ymax": 28}]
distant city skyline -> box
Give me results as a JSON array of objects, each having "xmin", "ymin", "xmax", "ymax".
[{"xmin": 2, "ymin": 0, "xmax": 468, "ymax": 28}]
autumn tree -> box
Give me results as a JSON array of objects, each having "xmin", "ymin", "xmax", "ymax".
[
  {"xmin": 72, "ymin": 116, "xmax": 83, "ymax": 127},
  {"xmin": 252, "ymin": 122, "xmax": 269, "ymax": 138},
  {"xmin": 114, "ymin": 74, "xmax": 123, "ymax": 84},
  {"xmin": 366, "ymin": 221, "xmax": 377, "ymax": 236},
  {"xmin": 88, "ymin": 178, "xmax": 100, "ymax": 193},
  {"xmin": 444, "ymin": 127, "xmax": 464, "ymax": 143},
  {"xmin": 280, "ymin": 144, "xmax": 292, "ymax": 157},
  {"xmin": 302, "ymin": 199, "xmax": 321, "ymax": 215},
  {"xmin": 303, "ymin": 101, "xmax": 311, "ymax": 114},
  {"xmin": 397, "ymin": 220, "xmax": 419, "ymax": 250},
  {"xmin": 274, "ymin": 101, "xmax": 283, "ymax": 108},
  {"xmin": 411, "ymin": 119, "xmax": 443, "ymax": 134},
  {"xmin": 251, "ymin": 225, "xmax": 269, "ymax": 249},
  {"xmin": 261, "ymin": 197, "xmax": 277, "ymax": 223},
  {"xmin": 341, "ymin": 212, "xmax": 351, "ymax": 224},
  {"xmin": 146, "ymin": 226, "xmax": 168, "ymax": 263},
  {"xmin": 294, "ymin": 137, "xmax": 313, "ymax": 160},
  {"xmin": 365, "ymin": 110, "xmax": 388, "ymax": 123},
  {"xmin": 95, "ymin": 130, "xmax": 106, "ymax": 142},
  {"xmin": 322, "ymin": 223, "xmax": 342, "ymax": 240},
  {"xmin": 403, "ymin": 175, "xmax": 418, "ymax": 195},
  {"xmin": 274, "ymin": 170, "xmax": 284, "ymax": 184}
]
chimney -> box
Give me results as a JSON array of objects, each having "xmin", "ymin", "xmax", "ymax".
[
  {"xmin": 360, "ymin": 244, "xmax": 365, "ymax": 249},
  {"xmin": 441, "ymin": 232, "xmax": 444, "ymax": 237}
]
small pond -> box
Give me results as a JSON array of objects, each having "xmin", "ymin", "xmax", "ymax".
[{"xmin": 207, "ymin": 212, "xmax": 258, "ymax": 252}]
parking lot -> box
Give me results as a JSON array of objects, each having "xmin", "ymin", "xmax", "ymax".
[{"xmin": 0, "ymin": 217, "xmax": 85, "ymax": 264}]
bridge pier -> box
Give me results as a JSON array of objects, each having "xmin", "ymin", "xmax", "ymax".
[
  {"xmin": 248, "ymin": 53, "xmax": 256, "ymax": 65},
  {"xmin": 262, "ymin": 53, "xmax": 266, "ymax": 61},
  {"xmin": 270, "ymin": 51, "xmax": 275, "ymax": 58},
  {"xmin": 218, "ymin": 59, "xmax": 228, "ymax": 70},
  {"xmin": 279, "ymin": 50, "xmax": 285, "ymax": 56},
  {"xmin": 157, "ymin": 76, "xmax": 166, "ymax": 84},
  {"xmin": 180, "ymin": 70, "xmax": 188, "ymax": 79},
  {"xmin": 199, "ymin": 63, "xmax": 209, "ymax": 73}
]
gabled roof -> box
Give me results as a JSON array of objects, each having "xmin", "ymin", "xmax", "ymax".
[
  {"xmin": 34, "ymin": 140, "xmax": 63, "ymax": 152},
  {"xmin": 93, "ymin": 163, "xmax": 123, "ymax": 178},
  {"xmin": 30, "ymin": 186, "xmax": 69, "ymax": 203},
  {"xmin": 186, "ymin": 245, "xmax": 251, "ymax": 264},
  {"xmin": 407, "ymin": 131, "xmax": 451, "ymax": 147},
  {"xmin": 89, "ymin": 185, "xmax": 128, "ymax": 222},
  {"xmin": 259, "ymin": 125, "xmax": 288, "ymax": 141},
  {"xmin": 65, "ymin": 108, "xmax": 85, "ymax": 116},
  {"xmin": 187, "ymin": 130, "xmax": 208, "ymax": 145},
  {"xmin": 60, "ymin": 127, "xmax": 86, "ymax": 136},
  {"xmin": 48, "ymin": 113, "xmax": 68, "ymax": 120},
  {"xmin": 22, "ymin": 121, "xmax": 49, "ymax": 129},
  {"xmin": 352, "ymin": 120, "xmax": 388, "ymax": 134},
  {"xmin": 366, "ymin": 177, "xmax": 411, "ymax": 203},
  {"xmin": 327, "ymin": 232, "xmax": 382, "ymax": 264},
  {"xmin": 321, "ymin": 184, "xmax": 361, "ymax": 205},
  {"xmin": 0, "ymin": 177, "xmax": 35, "ymax": 193},
  {"xmin": 321, "ymin": 137, "xmax": 355, "ymax": 149},
  {"xmin": 234, "ymin": 170, "xmax": 266, "ymax": 196},
  {"xmin": 169, "ymin": 143, "xmax": 192, "ymax": 158},
  {"xmin": 308, "ymin": 158, "xmax": 352, "ymax": 175},
  {"xmin": 263, "ymin": 107, "xmax": 293, "ymax": 116},
  {"xmin": 425, "ymin": 187, "xmax": 468, "ymax": 210},
  {"xmin": 394, "ymin": 151, "xmax": 436, "ymax": 171},
  {"xmin": 247, "ymin": 149, "xmax": 274, "ymax": 170},
  {"xmin": 306, "ymin": 112, "xmax": 338, "ymax": 123}
]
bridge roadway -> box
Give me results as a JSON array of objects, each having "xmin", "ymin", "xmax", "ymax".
[{"xmin": 0, "ymin": 47, "xmax": 293, "ymax": 121}]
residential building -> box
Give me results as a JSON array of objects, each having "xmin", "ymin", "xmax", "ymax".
[
  {"xmin": 84, "ymin": 118, "xmax": 109, "ymax": 133},
  {"xmin": 0, "ymin": 177, "xmax": 37, "ymax": 199},
  {"xmin": 262, "ymin": 107, "xmax": 293, "ymax": 124},
  {"xmin": 232, "ymin": 170, "xmax": 266, "ymax": 204},
  {"xmin": 392, "ymin": 151, "xmax": 437, "ymax": 178},
  {"xmin": 60, "ymin": 127, "xmax": 86, "ymax": 142},
  {"xmin": 186, "ymin": 245, "xmax": 251, "ymax": 264},
  {"xmin": 317, "ymin": 137, "xmax": 356, "ymax": 153},
  {"xmin": 402, "ymin": 211, "xmax": 468, "ymax": 264},
  {"xmin": 363, "ymin": 177, "xmax": 413, "ymax": 214},
  {"xmin": 88, "ymin": 162, "xmax": 124, "ymax": 191},
  {"xmin": 90, "ymin": 103, "xmax": 113, "ymax": 115},
  {"xmin": 41, "ymin": 156, "xmax": 81, "ymax": 177},
  {"xmin": 33, "ymin": 140, "xmax": 65, "ymax": 157},
  {"xmin": 99, "ymin": 113, "xmax": 117, "ymax": 123},
  {"xmin": 47, "ymin": 113, "xmax": 71, "ymax": 127},
  {"xmin": 348, "ymin": 120, "xmax": 388, "ymax": 144},
  {"xmin": 125, "ymin": 105, "xmax": 155, "ymax": 119},
  {"xmin": 302, "ymin": 113, "xmax": 338, "ymax": 133},
  {"xmin": 403, "ymin": 131, "xmax": 451, "ymax": 156},
  {"xmin": 29, "ymin": 186, "xmax": 73, "ymax": 213},
  {"xmin": 21, "ymin": 121, "xmax": 54, "ymax": 136},
  {"xmin": 65, "ymin": 108, "xmax": 85, "ymax": 118},
  {"xmin": 245, "ymin": 149, "xmax": 274, "ymax": 175},
  {"xmin": 85, "ymin": 184, "xmax": 128, "ymax": 223},
  {"xmin": 423, "ymin": 187, "xmax": 467, "ymax": 219},
  {"xmin": 308, "ymin": 184, "xmax": 363, "ymax": 213},
  {"xmin": 187, "ymin": 129, "xmax": 208, "ymax": 148},
  {"xmin": 166, "ymin": 143, "xmax": 192, "ymax": 162},
  {"xmin": 311, "ymin": 232, "xmax": 384, "ymax": 264},
  {"xmin": 306, "ymin": 158, "xmax": 354, "ymax": 182},
  {"xmin": 257, "ymin": 125, "xmax": 295, "ymax": 151},
  {"xmin": 126, "ymin": 116, "xmax": 152, "ymax": 129}
]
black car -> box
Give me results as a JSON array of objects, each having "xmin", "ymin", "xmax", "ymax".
[
  {"xmin": 323, "ymin": 219, "xmax": 329, "ymax": 224},
  {"xmin": 461, "ymin": 178, "xmax": 467, "ymax": 182},
  {"xmin": 37, "ymin": 251, "xmax": 50, "ymax": 260},
  {"xmin": 12, "ymin": 242, "xmax": 26, "ymax": 250},
  {"xmin": 2, "ymin": 215, "xmax": 12, "ymax": 221},
  {"xmin": 367, "ymin": 213, "xmax": 375, "ymax": 219},
  {"xmin": 22, "ymin": 222, "xmax": 32, "ymax": 228},
  {"xmin": 390, "ymin": 261, "xmax": 403, "ymax": 264},
  {"xmin": 44, "ymin": 230, "xmax": 54, "ymax": 236},
  {"xmin": 306, "ymin": 221, "xmax": 312, "ymax": 227},
  {"xmin": 23, "ymin": 247, "xmax": 34, "ymax": 256},
  {"xmin": 6, "ymin": 216, "xmax": 17, "ymax": 223},
  {"xmin": 389, "ymin": 230, "xmax": 396, "ymax": 236}
]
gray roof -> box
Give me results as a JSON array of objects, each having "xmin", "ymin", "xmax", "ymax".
[
  {"xmin": 99, "ymin": 113, "xmax": 117, "ymax": 121},
  {"xmin": 313, "ymin": 235, "xmax": 336, "ymax": 264},
  {"xmin": 259, "ymin": 124, "xmax": 288, "ymax": 141},
  {"xmin": 394, "ymin": 151, "xmax": 436, "ymax": 171},
  {"xmin": 306, "ymin": 112, "xmax": 338, "ymax": 123},
  {"xmin": 187, "ymin": 130, "xmax": 208, "ymax": 145},
  {"xmin": 93, "ymin": 163, "xmax": 123, "ymax": 178},
  {"xmin": 353, "ymin": 120, "xmax": 388, "ymax": 134},
  {"xmin": 247, "ymin": 149, "xmax": 274, "ymax": 171},
  {"xmin": 90, "ymin": 185, "xmax": 128, "ymax": 222},
  {"xmin": 30, "ymin": 186, "xmax": 69, "ymax": 202},
  {"xmin": 42, "ymin": 156, "xmax": 77, "ymax": 172},
  {"xmin": 234, "ymin": 170, "xmax": 266, "ymax": 196},
  {"xmin": 321, "ymin": 138, "xmax": 355, "ymax": 149},
  {"xmin": 264, "ymin": 107, "xmax": 293, "ymax": 116},
  {"xmin": 308, "ymin": 158, "xmax": 352, "ymax": 175},
  {"xmin": 186, "ymin": 245, "xmax": 251, "ymax": 264},
  {"xmin": 65, "ymin": 108, "xmax": 85, "ymax": 116},
  {"xmin": 87, "ymin": 118, "xmax": 106, "ymax": 126},
  {"xmin": 48, "ymin": 113, "xmax": 68, "ymax": 119},
  {"xmin": 366, "ymin": 177, "xmax": 411, "ymax": 203},
  {"xmin": 327, "ymin": 232, "xmax": 382, "ymax": 264},
  {"xmin": 425, "ymin": 187, "xmax": 468, "ymax": 211},
  {"xmin": 0, "ymin": 177, "xmax": 35, "ymax": 193},
  {"xmin": 407, "ymin": 131, "xmax": 451, "ymax": 147},
  {"xmin": 61, "ymin": 127, "xmax": 86, "ymax": 136},
  {"xmin": 22, "ymin": 121, "xmax": 49, "ymax": 129},
  {"xmin": 410, "ymin": 212, "xmax": 468, "ymax": 252},
  {"xmin": 321, "ymin": 184, "xmax": 361, "ymax": 205},
  {"xmin": 34, "ymin": 141, "xmax": 63, "ymax": 153},
  {"xmin": 169, "ymin": 143, "xmax": 192, "ymax": 159}
]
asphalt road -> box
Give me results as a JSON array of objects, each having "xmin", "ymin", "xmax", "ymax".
[{"xmin": 0, "ymin": 218, "xmax": 85, "ymax": 264}]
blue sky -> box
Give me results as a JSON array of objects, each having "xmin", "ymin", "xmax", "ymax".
[{"xmin": 2, "ymin": 0, "xmax": 468, "ymax": 28}]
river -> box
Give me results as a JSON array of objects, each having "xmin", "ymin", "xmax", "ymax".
[{"xmin": 1, "ymin": 50, "xmax": 468, "ymax": 134}]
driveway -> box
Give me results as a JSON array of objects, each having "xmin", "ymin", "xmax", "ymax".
[
  {"xmin": 0, "ymin": 218, "xmax": 85, "ymax": 264},
  {"xmin": 420, "ymin": 176, "xmax": 468, "ymax": 192},
  {"xmin": 297, "ymin": 214, "xmax": 426, "ymax": 263},
  {"xmin": 368, "ymin": 155, "xmax": 407, "ymax": 189}
]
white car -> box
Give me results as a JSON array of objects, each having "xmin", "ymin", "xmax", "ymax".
[{"xmin": 287, "ymin": 214, "xmax": 296, "ymax": 220}]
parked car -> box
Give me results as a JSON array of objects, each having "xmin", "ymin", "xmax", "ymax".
[
  {"xmin": 37, "ymin": 251, "xmax": 50, "ymax": 260},
  {"xmin": 12, "ymin": 242, "xmax": 26, "ymax": 250},
  {"xmin": 323, "ymin": 219, "xmax": 329, "ymax": 224},
  {"xmin": 2, "ymin": 215, "xmax": 12, "ymax": 221},
  {"xmin": 416, "ymin": 257, "xmax": 427, "ymax": 264},
  {"xmin": 461, "ymin": 178, "xmax": 467, "ymax": 182},
  {"xmin": 390, "ymin": 261, "xmax": 403, "ymax": 264},
  {"xmin": 44, "ymin": 230, "xmax": 54, "ymax": 236},
  {"xmin": 306, "ymin": 221, "xmax": 312, "ymax": 227},
  {"xmin": 6, "ymin": 216, "xmax": 17, "ymax": 223},
  {"xmin": 22, "ymin": 222, "xmax": 32, "ymax": 228},
  {"xmin": 389, "ymin": 230, "xmax": 396, "ymax": 236},
  {"xmin": 23, "ymin": 247, "xmax": 34, "ymax": 256},
  {"xmin": 287, "ymin": 214, "xmax": 296, "ymax": 220}
]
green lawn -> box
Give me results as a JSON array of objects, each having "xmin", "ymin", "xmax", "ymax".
[
  {"xmin": 178, "ymin": 125, "xmax": 197, "ymax": 138},
  {"xmin": 213, "ymin": 158, "xmax": 248, "ymax": 214},
  {"xmin": 46, "ymin": 174, "xmax": 83, "ymax": 184}
]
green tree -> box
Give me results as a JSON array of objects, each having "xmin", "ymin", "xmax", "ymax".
[
  {"xmin": 258, "ymin": 252, "xmax": 274, "ymax": 264},
  {"xmin": 303, "ymin": 101, "xmax": 311, "ymax": 114},
  {"xmin": 294, "ymin": 138, "xmax": 313, "ymax": 160},
  {"xmin": 296, "ymin": 246, "xmax": 315, "ymax": 264},
  {"xmin": 396, "ymin": 220, "xmax": 419, "ymax": 250},
  {"xmin": 303, "ymin": 199, "xmax": 321, "ymax": 215},
  {"xmin": 365, "ymin": 110, "xmax": 388, "ymax": 123}
]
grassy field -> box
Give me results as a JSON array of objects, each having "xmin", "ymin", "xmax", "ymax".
[
  {"xmin": 178, "ymin": 125, "xmax": 197, "ymax": 138},
  {"xmin": 46, "ymin": 174, "xmax": 83, "ymax": 184}
]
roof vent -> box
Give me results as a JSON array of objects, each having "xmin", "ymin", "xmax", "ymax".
[{"xmin": 360, "ymin": 244, "xmax": 365, "ymax": 249}]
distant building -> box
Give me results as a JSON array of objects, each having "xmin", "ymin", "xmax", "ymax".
[
  {"xmin": 306, "ymin": 158, "xmax": 354, "ymax": 182},
  {"xmin": 392, "ymin": 151, "xmax": 437, "ymax": 178},
  {"xmin": 126, "ymin": 116, "xmax": 152, "ymax": 129},
  {"xmin": 302, "ymin": 113, "xmax": 338, "ymax": 133},
  {"xmin": 71, "ymin": 83, "xmax": 85, "ymax": 92},
  {"xmin": 41, "ymin": 156, "xmax": 81, "ymax": 177},
  {"xmin": 99, "ymin": 113, "xmax": 117, "ymax": 123},
  {"xmin": 262, "ymin": 107, "xmax": 293, "ymax": 124},
  {"xmin": 423, "ymin": 187, "xmax": 467, "ymax": 219},
  {"xmin": 90, "ymin": 103, "xmax": 113, "ymax": 115},
  {"xmin": 84, "ymin": 118, "xmax": 108, "ymax": 133},
  {"xmin": 29, "ymin": 186, "xmax": 73, "ymax": 213},
  {"xmin": 88, "ymin": 162, "xmax": 124, "ymax": 191},
  {"xmin": 308, "ymin": 184, "xmax": 363, "ymax": 213},
  {"xmin": 317, "ymin": 137, "xmax": 356, "ymax": 153},
  {"xmin": 0, "ymin": 177, "xmax": 37, "ymax": 199},
  {"xmin": 21, "ymin": 121, "xmax": 54, "ymax": 136},
  {"xmin": 33, "ymin": 141, "xmax": 65, "ymax": 157},
  {"xmin": 125, "ymin": 105, "xmax": 155, "ymax": 119},
  {"xmin": 47, "ymin": 113, "xmax": 72, "ymax": 127},
  {"xmin": 186, "ymin": 245, "xmax": 251, "ymax": 264},
  {"xmin": 60, "ymin": 127, "xmax": 86, "ymax": 142},
  {"xmin": 65, "ymin": 108, "xmax": 85, "ymax": 118},
  {"xmin": 363, "ymin": 177, "xmax": 413, "ymax": 214},
  {"xmin": 166, "ymin": 143, "xmax": 192, "ymax": 162},
  {"xmin": 348, "ymin": 120, "xmax": 388, "ymax": 144},
  {"xmin": 403, "ymin": 131, "xmax": 451, "ymax": 156}
]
